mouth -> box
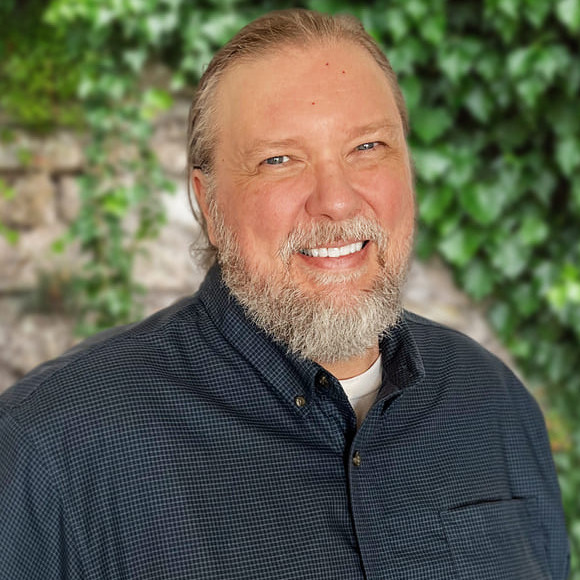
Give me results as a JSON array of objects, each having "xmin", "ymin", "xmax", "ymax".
[{"xmin": 299, "ymin": 240, "xmax": 368, "ymax": 258}]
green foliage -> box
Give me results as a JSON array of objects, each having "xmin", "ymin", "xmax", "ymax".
[
  {"xmin": 0, "ymin": 1, "xmax": 84, "ymax": 129},
  {"xmin": 35, "ymin": 0, "xmax": 267, "ymax": 332},
  {"xmin": 0, "ymin": 178, "xmax": 19, "ymax": 245},
  {"xmin": 1, "ymin": 0, "xmax": 579, "ymax": 573},
  {"xmin": 353, "ymin": 0, "xmax": 580, "ymax": 572}
]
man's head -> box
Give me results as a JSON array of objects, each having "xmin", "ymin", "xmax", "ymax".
[{"xmin": 188, "ymin": 9, "xmax": 415, "ymax": 369}]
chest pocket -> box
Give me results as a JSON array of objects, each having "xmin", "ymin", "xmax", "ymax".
[{"xmin": 440, "ymin": 498, "xmax": 551, "ymax": 580}]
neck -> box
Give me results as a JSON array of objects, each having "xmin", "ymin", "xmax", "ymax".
[{"xmin": 316, "ymin": 345, "xmax": 380, "ymax": 380}]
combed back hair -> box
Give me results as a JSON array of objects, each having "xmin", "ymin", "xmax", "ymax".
[{"xmin": 186, "ymin": 8, "xmax": 409, "ymax": 266}]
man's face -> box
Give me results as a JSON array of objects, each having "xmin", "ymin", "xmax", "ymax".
[{"xmin": 194, "ymin": 41, "xmax": 415, "ymax": 364}]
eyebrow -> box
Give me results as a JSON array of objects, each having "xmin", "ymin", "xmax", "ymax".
[
  {"xmin": 243, "ymin": 138, "xmax": 303, "ymax": 159},
  {"xmin": 243, "ymin": 119, "xmax": 402, "ymax": 158},
  {"xmin": 345, "ymin": 120, "xmax": 401, "ymax": 140}
]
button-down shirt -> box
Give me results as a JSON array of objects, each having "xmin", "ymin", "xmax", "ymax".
[{"xmin": 0, "ymin": 266, "xmax": 569, "ymax": 579}]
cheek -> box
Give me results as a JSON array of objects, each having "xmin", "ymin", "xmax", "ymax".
[
  {"xmin": 226, "ymin": 181, "xmax": 306, "ymax": 253},
  {"xmin": 364, "ymin": 172, "xmax": 415, "ymax": 231}
]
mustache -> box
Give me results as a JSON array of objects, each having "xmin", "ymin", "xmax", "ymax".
[{"xmin": 278, "ymin": 217, "xmax": 387, "ymax": 261}]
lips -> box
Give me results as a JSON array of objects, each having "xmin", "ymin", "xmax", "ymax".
[{"xmin": 300, "ymin": 241, "xmax": 366, "ymax": 258}]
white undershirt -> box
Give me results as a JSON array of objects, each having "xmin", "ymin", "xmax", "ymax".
[{"xmin": 339, "ymin": 355, "xmax": 382, "ymax": 428}]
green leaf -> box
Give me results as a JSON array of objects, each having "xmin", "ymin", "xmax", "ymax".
[
  {"xmin": 123, "ymin": 49, "xmax": 148, "ymax": 73},
  {"xmin": 530, "ymin": 168, "xmax": 558, "ymax": 206},
  {"xmin": 145, "ymin": 11, "xmax": 179, "ymax": 45},
  {"xmin": 556, "ymin": 0, "xmax": 580, "ymax": 31},
  {"xmin": 535, "ymin": 45, "xmax": 570, "ymax": 84},
  {"xmin": 438, "ymin": 227, "xmax": 483, "ymax": 267},
  {"xmin": 524, "ymin": 0, "xmax": 552, "ymax": 27},
  {"xmin": 475, "ymin": 52, "xmax": 502, "ymax": 82},
  {"xmin": 421, "ymin": 11, "xmax": 446, "ymax": 45},
  {"xmin": 0, "ymin": 178, "xmax": 15, "ymax": 200},
  {"xmin": 496, "ymin": 162, "xmax": 525, "ymax": 206},
  {"xmin": 547, "ymin": 264, "xmax": 580, "ymax": 311},
  {"xmin": 436, "ymin": 211, "xmax": 462, "ymax": 237},
  {"xmin": 464, "ymin": 85, "xmax": 493, "ymax": 123},
  {"xmin": 547, "ymin": 102, "xmax": 580, "ymax": 138},
  {"xmin": 399, "ymin": 76, "xmax": 422, "ymax": 112},
  {"xmin": 445, "ymin": 146, "xmax": 476, "ymax": 188},
  {"xmin": 511, "ymin": 283, "xmax": 541, "ymax": 317},
  {"xmin": 534, "ymin": 262, "xmax": 560, "ymax": 296},
  {"xmin": 491, "ymin": 239, "xmax": 531, "ymax": 279},
  {"xmin": 200, "ymin": 12, "xmax": 243, "ymax": 44},
  {"xmin": 141, "ymin": 88, "xmax": 174, "ymax": 120},
  {"xmin": 414, "ymin": 228, "xmax": 436, "ymax": 259},
  {"xmin": 0, "ymin": 223, "xmax": 19, "ymax": 245},
  {"xmin": 459, "ymin": 183, "xmax": 503, "ymax": 225},
  {"xmin": 103, "ymin": 192, "xmax": 130, "ymax": 217},
  {"xmin": 383, "ymin": 8, "xmax": 409, "ymax": 42},
  {"xmin": 412, "ymin": 107, "xmax": 453, "ymax": 144},
  {"xmin": 491, "ymin": 11, "xmax": 520, "ymax": 42},
  {"xmin": 488, "ymin": 301, "xmax": 517, "ymax": 339},
  {"xmin": 507, "ymin": 46, "xmax": 533, "ymax": 78},
  {"xmin": 516, "ymin": 77, "xmax": 546, "ymax": 109},
  {"xmin": 413, "ymin": 148, "xmax": 452, "ymax": 182},
  {"xmin": 497, "ymin": 0, "xmax": 521, "ymax": 19},
  {"xmin": 518, "ymin": 209, "xmax": 549, "ymax": 246},
  {"xmin": 419, "ymin": 185, "xmax": 454, "ymax": 225},
  {"xmin": 387, "ymin": 39, "xmax": 428, "ymax": 74},
  {"xmin": 460, "ymin": 259, "xmax": 495, "ymax": 300},
  {"xmin": 404, "ymin": 0, "xmax": 430, "ymax": 20},
  {"xmin": 555, "ymin": 137, "xmax": 580, "ymax": 177},
  {"xmin": 438, "ymin": 48, "xmax": 470, "ymax": 84}
]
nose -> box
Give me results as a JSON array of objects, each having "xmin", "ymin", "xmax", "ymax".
[{"xmin": 304, "ymin": 161, "xmax": 362, "ymax": 221}]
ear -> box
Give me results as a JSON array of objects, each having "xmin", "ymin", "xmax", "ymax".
[{"xmin": 191, "ymin": 168, "xmax": 217, "ymax": 246}]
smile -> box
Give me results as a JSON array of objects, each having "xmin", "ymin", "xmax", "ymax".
[{"xmin": 299, "ymin": 241, "xmax": 366, "ymax": 258}]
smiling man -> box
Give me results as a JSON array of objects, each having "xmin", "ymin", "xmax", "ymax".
[
  {"xmin": 192, "ymin": 36, "xmax": 415, "ymax": 383},
  {"xmin": 0, "ymin": 9, "xmax": 569, "ymax": 580}
]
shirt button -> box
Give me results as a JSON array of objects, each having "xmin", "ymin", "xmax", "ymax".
[
  {"xmin": 294, "ymin": 395, "xmax": 307, "ymax": 408},
  {"xmin": 317, "ymin": 373, "xmax": 330, "ymax": 388},
  {"xmin": 352, "ymin": 451, "xmax": 362, "ymax": 467}
]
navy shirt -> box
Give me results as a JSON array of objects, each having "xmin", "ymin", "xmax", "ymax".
[{"xmin": 0, "ymin": 266, "xmax": 569, "ymax": 579}]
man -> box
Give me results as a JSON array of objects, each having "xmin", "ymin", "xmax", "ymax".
[{"xmin": 0, "ymin": 9, "xmax": 569, "ymax": 579}]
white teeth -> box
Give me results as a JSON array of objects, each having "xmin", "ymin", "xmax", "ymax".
[{"xmin": 301, "ymin": 242, "xmax": 364, "ymax": 258}]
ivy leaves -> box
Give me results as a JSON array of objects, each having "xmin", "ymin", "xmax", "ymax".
[{"xmin": 370, "ymin": 0, "xmax": 579, "ymax": 569}]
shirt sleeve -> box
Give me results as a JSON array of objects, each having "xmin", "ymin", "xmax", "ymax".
[{"xmin": 0, "ymin": 407, "xmax": 81, "ymax": 579}]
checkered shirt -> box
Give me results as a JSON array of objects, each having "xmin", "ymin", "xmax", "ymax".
[{"xmin": 0, "ymin": 265, "xmax": 569, "ymax": 579}]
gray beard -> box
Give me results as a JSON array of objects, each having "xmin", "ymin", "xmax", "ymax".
[{"xmin": 210, "ymin": 201, "xmax": 410, "ymax": 365}]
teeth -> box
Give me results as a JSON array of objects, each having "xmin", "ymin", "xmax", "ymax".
[{"xmin": 301, "ymin": 242, "xmax": 364, "ymax": 258}]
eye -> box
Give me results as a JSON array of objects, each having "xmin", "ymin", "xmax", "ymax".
[
  {"xmin": 356, "ymin": 142, "xmax": 381, "ymax": 151},
  {"xmin": 263, "ymin": 155, "xmax": 290, "ymax": 166}
]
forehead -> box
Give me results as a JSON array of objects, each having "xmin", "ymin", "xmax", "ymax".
[{"xmin": 213, "ymin": 41, "xmax": 401, "ymax": 140}]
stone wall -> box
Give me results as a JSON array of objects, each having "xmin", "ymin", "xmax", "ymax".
[{"xmin": 0, "ymin": 100, "xmax": 516, "ymax": 392}]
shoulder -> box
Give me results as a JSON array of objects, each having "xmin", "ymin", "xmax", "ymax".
[
  {"xmin": 401, "ymin": 310, "xmax": 540, "ymax": 413},
  {"xmin": 404, "ymin": 310, "xmax": 512, "ymax": 376},
  {"xmin": 400, "ymin": 311, "xmax": 554, "ymax": 483},
  {"xmin": 0, "ymin": 293, "xmax": 213, "ymax": 428}
]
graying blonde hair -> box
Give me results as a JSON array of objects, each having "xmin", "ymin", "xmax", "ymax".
[{"xmin": 187, "ymin": 8, "xmax": 409, "ymax": 266}]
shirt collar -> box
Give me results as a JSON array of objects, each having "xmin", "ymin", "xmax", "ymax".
[
  {"xmin": 378, "ymin": 313, "xmax": 426, "ymax": 397},
  {"xmin": 197, "ymin": 265, "xmax": 425, "ymax": 405},
  {"xmin": 197, "ymin": 265, "xmax": 321, "ymax": 413}
]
